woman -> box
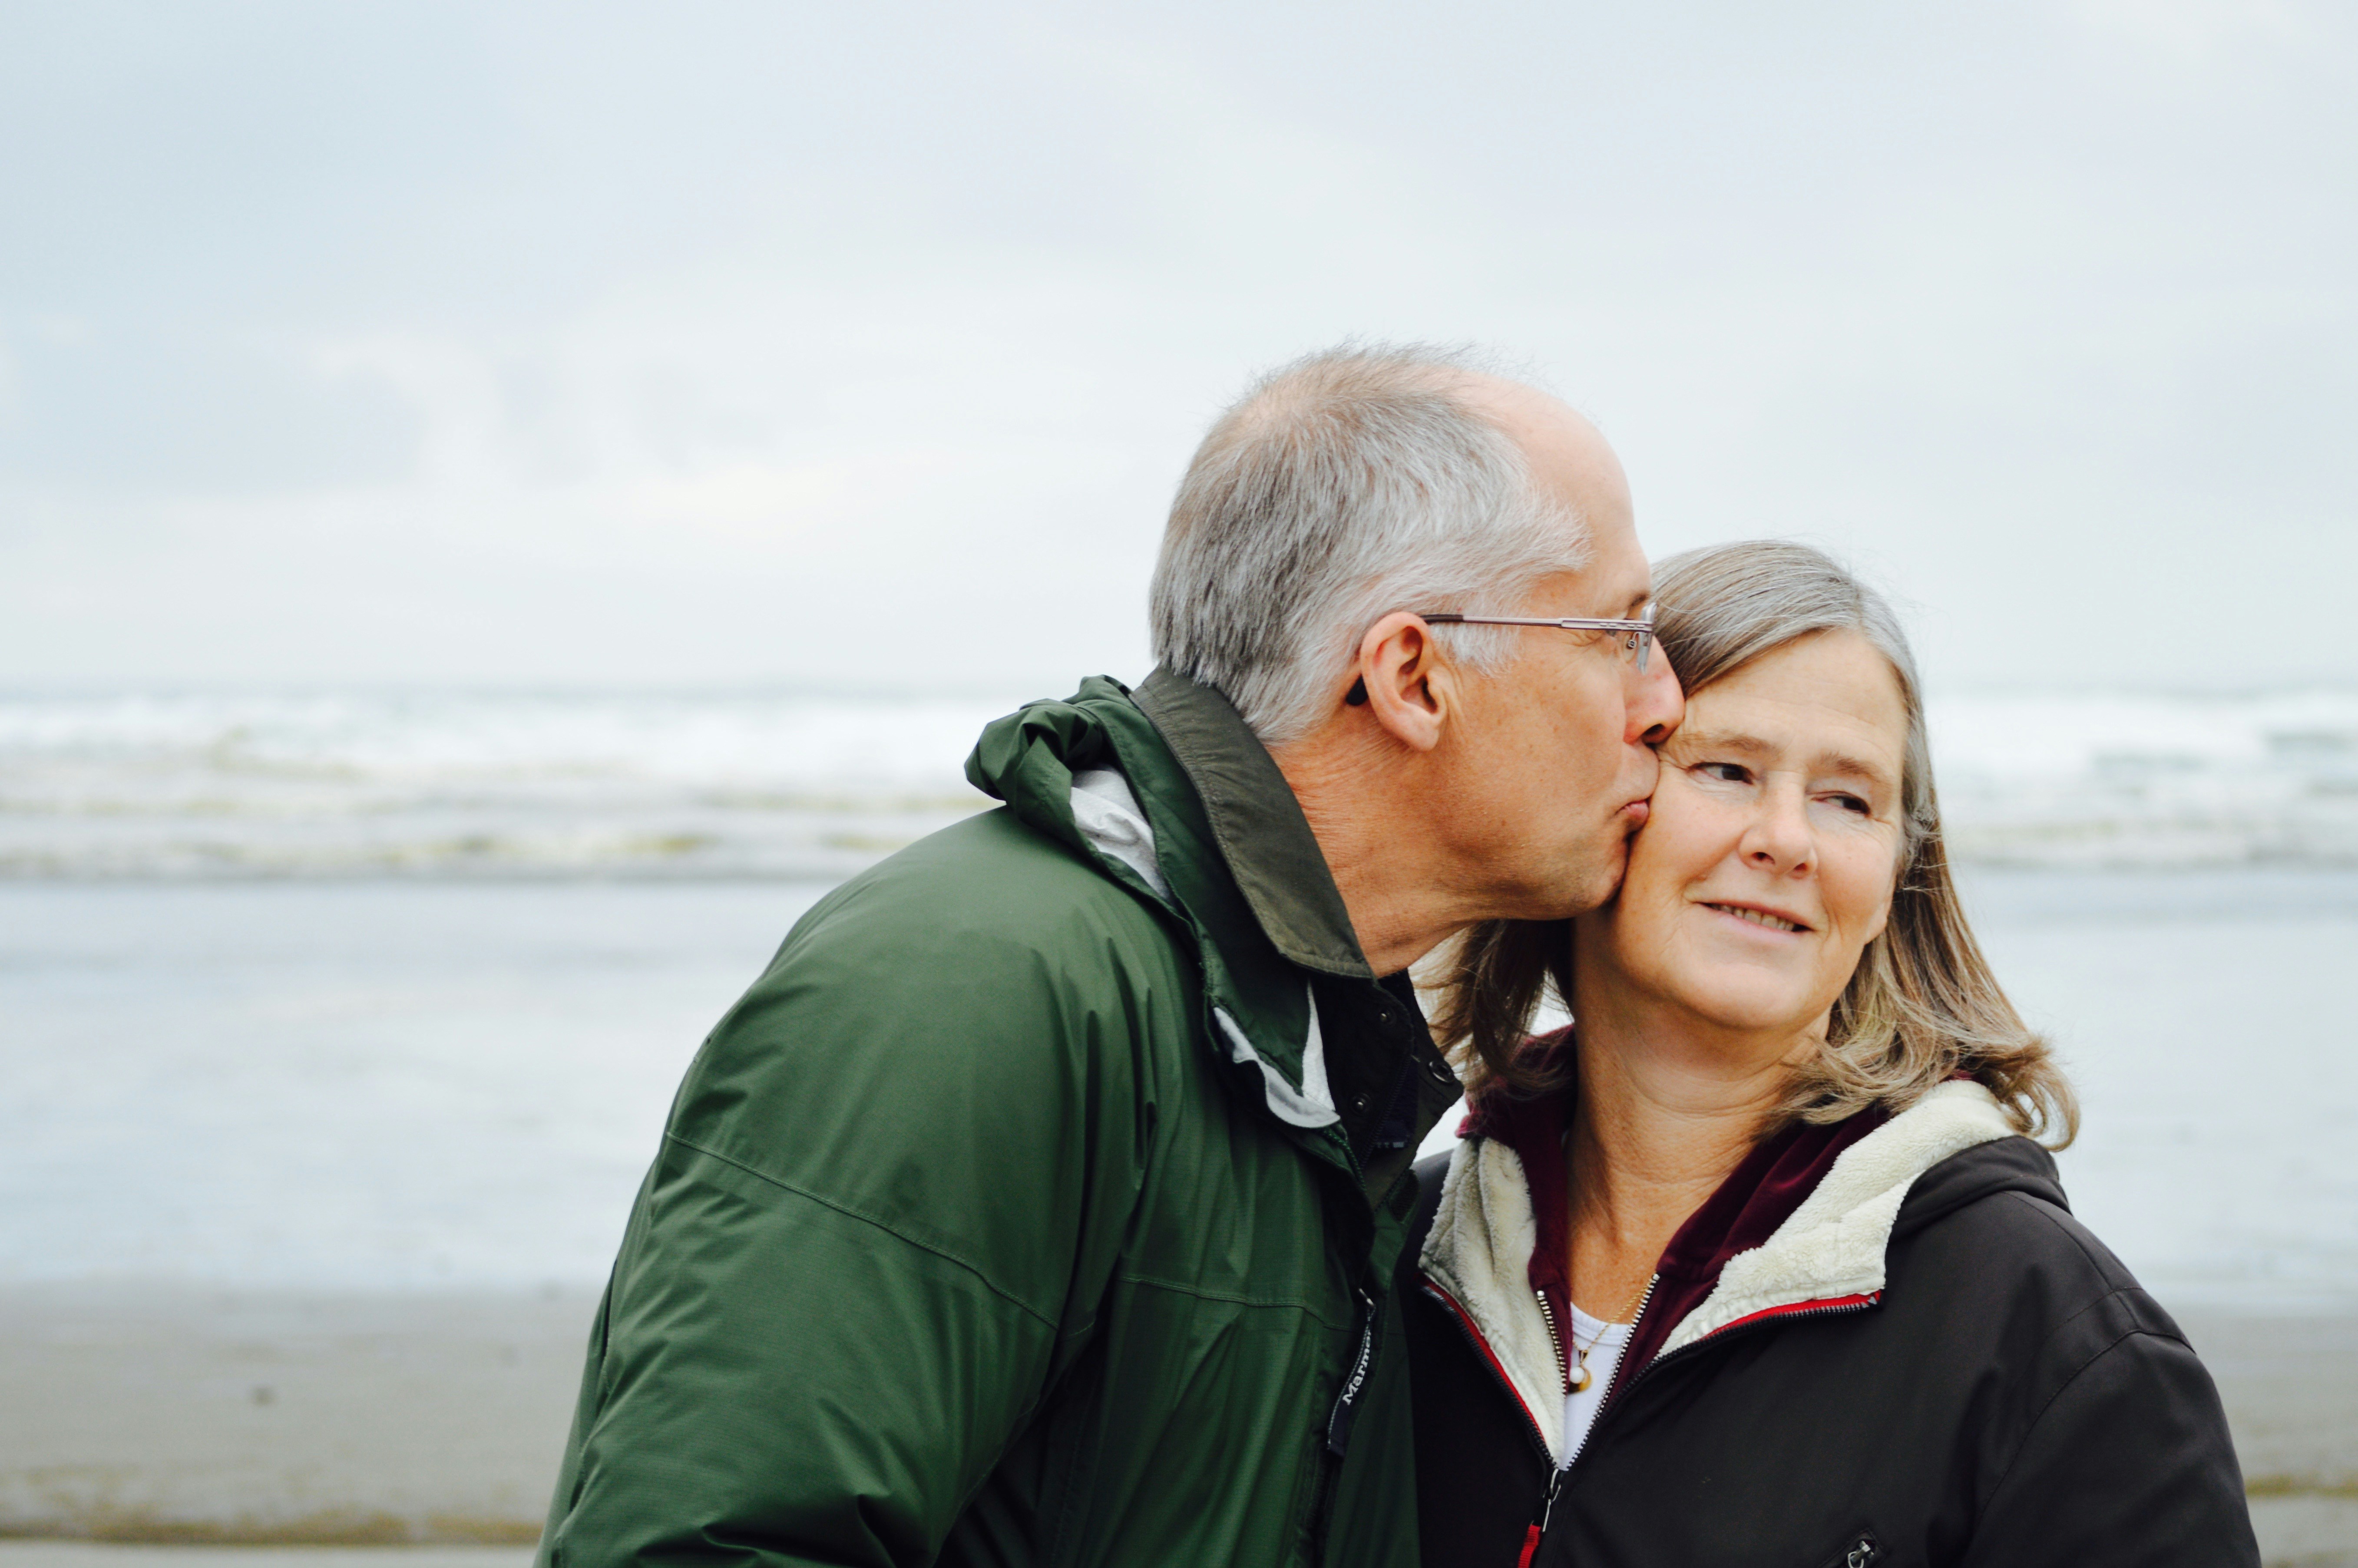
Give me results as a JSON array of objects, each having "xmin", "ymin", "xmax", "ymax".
[{"xmin": 1403, "ymin": 541, "xmax": 2255, "ymax": 1568}]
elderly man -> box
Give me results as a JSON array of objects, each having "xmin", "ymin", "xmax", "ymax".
[{"xmin": 537, "ymin": 345, "xmax": 1683, "ymax": 1568}]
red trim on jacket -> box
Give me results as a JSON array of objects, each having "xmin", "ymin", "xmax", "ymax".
[
  {"xmin": 1419, "ymin": 1276, "xmax": 1548, "ymax": 1449},
  {"xmin": 1703, "ymin": 1291, "xmax": 1882, "ymax": 1340}
]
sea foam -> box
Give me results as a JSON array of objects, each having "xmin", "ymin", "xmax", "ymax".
[{"xmin": 3, "ymin": 685, "xmax": 2355, "ymax": 877}]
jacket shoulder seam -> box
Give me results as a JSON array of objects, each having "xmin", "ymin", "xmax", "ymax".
[
  {"xmin": 661, "ymin": 1131, "xmax": 1062, "ymax": 1331},
  {"xmin": 1971, "ymin": 1315, "xmax": 2179, "ymax": 1534},
  {"xmin": 1997, "ymin": 1189, "xmax": 2171, "ymax": 1308}
]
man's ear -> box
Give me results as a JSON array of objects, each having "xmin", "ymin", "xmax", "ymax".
[{"xmin": 1349, "ymin": 612, "xmax": 1453, "ymax": 753}]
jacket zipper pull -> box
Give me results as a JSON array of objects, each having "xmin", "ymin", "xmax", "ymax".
[
  {"xmin": 1516, "ymin": 1467, "xmax": 1564, "ymax": 1568},
  {"xmin": 1323, "ymin": 1287, "xmax": 1381, "ymax": 1458}
]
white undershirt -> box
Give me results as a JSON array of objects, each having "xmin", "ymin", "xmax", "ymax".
[{"xmin": 1558, "ymin": 1303, "xmax": 1634, "ymax": 1466}]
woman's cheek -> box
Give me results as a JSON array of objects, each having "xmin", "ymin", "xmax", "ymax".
[
  {"xmin": 1825, "ymin": 832, "xmax": 1901, "ymax": 947},
  {"xmin": 1651, "ymin": 776, "xmax": 1733, "ymax": 876}
]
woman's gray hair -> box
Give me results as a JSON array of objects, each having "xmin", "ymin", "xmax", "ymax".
[
  {"xmin": 1431, "ymin": 539, "xmax": 2079, "ymax": 1147},
  {"xmin": 1149, "ymin": 343, "xmax": 1592, "ymax": 746}
]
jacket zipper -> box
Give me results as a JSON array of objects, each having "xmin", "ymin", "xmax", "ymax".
[
  {"xmin": 1434, "ymin": 1271, "xmax": 1663, "ymax": 1568},
  {"xmin": 1424, "ymin": 1278, "xmax": 1559, "ymax": 1568},
  {"xmin": 1838, "ymin": 1532, "xmax": 1882, "ymax": 1568},
  {"xmin": 1514, "ymin": 1274, "xmax": 1657, "ymax": 1568},
  {"xmin": 1557, "ymin": 1273, "xmax": 1657, "ymax": 1472},
  {"xmin": 1531, "ymin": 1290, "xmax": 1569, "ymax": 1393},
  {"xmin": 1516, "ymin": 1469, "xmax": 1562, "ymax": 1568},
  {"xmin": 1526, "ymin": 1288, "xmax": 1875, "ymax": 1564},
  {"xmin": 1323, "ymin": 1286, "xmax": 1381, "ymax": 1456},
  {"xmin": 1306, "ymin": 1285, "xmax": 1382, "ymax": 1563}
]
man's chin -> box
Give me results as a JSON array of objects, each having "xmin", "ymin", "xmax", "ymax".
[
  {"xmin": 1585, "ymin": 838, "xmax": 1635, "ymax": 916},
  {"xmin": 1527, "ymin": 835, "xmax": 1632, "ymax": 922}
]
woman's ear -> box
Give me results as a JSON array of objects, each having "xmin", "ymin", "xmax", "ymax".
[
  {"xmin": 1863, "ymin": 839, "xmax": 1910, "ymax": 947},
  {"xmin": 1855, "ymin": 887, "xmax": 1894, "ymax": 953},
  {"xmin": 1350, "ymin": 613, "xmax": 1452, "ymax": 752}
]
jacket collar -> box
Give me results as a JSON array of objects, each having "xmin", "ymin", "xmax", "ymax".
[
  {"xmin": 963, "ymin": 673, "xmax": 1362, "ymax": 1157},
  {"xmin": 1421, "ymin": 1073, "xmax": 2018, "ymax": 1461},
  {"xmin": 1132, "ymin": 666, "xmax": 1372, "ymax": 980}
]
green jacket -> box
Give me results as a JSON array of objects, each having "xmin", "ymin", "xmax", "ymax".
[{"xmin": 537, "ymin": 668, "xmax": 1461, "ymax": 1568}]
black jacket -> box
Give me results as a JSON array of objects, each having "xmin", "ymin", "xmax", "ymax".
[{"xmin": 1403, "ymin": 1126, "xmax": 2259, "ymax": 1568}]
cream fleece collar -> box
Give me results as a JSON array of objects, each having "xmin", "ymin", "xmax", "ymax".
[{"xmin": 1419, "ymin": 1079, "xmax": 2016, "ymax": 1461}]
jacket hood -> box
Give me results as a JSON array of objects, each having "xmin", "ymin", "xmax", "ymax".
[
  {"xmin": 1892, "ymin": 1126, "xmax": 2066, "ymax": 1238},
  {"xmin": 965, "ymin": 672, "xmax": 1363, "ymax": 1142},
  {"xmin": 1420, "ymin": 1078, "xmax": 2031, "ymax": 1461}
]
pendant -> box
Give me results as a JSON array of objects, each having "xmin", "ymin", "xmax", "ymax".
[{"xmin": 1569, "ymin": 1364, "xmax": 1591, "ymax": 1393}]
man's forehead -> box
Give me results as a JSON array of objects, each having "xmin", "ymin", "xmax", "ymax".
[
  {"xmin": 1581, "ymin": 508, "xmax": 1651, "ymax": 604},
  {"xmin": 1455, "ymin": 370, "xmax": 1644, "ymax": 605}
]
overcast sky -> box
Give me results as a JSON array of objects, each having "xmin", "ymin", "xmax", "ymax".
[{"xmin": 2, "ymin": 0, "xmax": 2351, "ymax": 696}]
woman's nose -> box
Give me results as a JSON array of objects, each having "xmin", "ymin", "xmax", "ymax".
[{"xmin": 1740, "ymin": 782, "xmax": 1813, "ymax": 873}]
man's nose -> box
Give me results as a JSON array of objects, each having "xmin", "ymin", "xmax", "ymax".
[{"xmin": 1627, "ymin": 651, "xmax": 1684, "ymax": 746}]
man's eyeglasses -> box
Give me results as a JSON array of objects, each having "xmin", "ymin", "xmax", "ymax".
[{"xmin": 1418, "ymin": 602, "xmax": 1659, "ymax": 673}]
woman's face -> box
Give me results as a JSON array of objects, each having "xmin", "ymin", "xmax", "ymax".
[{"xmin": 1583, "ymin": 630, "xmax": 1910, "ymax": 1039}]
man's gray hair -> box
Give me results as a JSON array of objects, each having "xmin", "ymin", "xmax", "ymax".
[{"xmin": 1148, "ymin": 343, "xmax": 1594, "ymax": 746}]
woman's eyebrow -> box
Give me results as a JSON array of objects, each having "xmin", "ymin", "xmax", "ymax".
[
  {"xmin": 1815, "ymin": 750, "xmax": 1897, "ymax": 790},
  {"xmin": 1680, "ymin": 729, "xmax": 1895, "ymax": 789},
  {"xmin": 1673, "ymin": 726, "xmax": 1773, "ymax": 758}
]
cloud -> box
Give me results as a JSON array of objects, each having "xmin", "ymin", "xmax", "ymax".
[
  {"xmin": 2068, "ymin": 0, "xmax": 2308, "ymax": 63},
  {"xmin": 0, "ymin": 0, "xmax": 2351, "ymax": 692}
]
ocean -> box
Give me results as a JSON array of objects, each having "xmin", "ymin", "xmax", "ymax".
[
  {"xmin": 7, "ymin": 683, "xmax": 2358, "ymax": 881},
  {"xmin": 3, "ymin": 686, "xmax": 2356, "ymax": 1309}
]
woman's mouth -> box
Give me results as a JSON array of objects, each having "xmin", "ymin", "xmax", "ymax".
[{"xmin": 1704, "ymin": 902, "xmax": 1807, "ymax": 934}]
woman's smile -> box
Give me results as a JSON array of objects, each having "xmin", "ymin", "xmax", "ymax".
[{"xmin": 1696, "ymin": 899, "xmax": 1811, "ymax": 935}]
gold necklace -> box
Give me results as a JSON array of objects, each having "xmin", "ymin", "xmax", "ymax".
[{"xmin": 1567, "ymin": 1273, "xmax": 1655, "ymax": 1393}]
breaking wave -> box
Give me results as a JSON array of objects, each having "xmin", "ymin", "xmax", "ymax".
[{"xmin": 3, "ymin": 685, "xmax": 2356, "ymax": 878}]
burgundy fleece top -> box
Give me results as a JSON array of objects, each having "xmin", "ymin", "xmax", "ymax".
[{"xmin": 1459, "ymin": 1028, "xmax": 1886, "ymax": 1400}]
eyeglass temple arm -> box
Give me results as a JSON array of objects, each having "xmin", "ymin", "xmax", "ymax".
[
  {"xmin": 1411, "ymin": 611, "xmax": 1655, "ymax": 673},
  {"xmin": 1416, "ymin": 613, "xmax": 1650, "ymax": 630}
]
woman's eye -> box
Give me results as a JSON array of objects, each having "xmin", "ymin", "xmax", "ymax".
[
  {"xmin": 1824, "ymin": 792, "xmax": 1871, "ymax": 815},
  {"xmin": 1697, "ymin": 762, "xmax": 1750, "ymax": 785}
]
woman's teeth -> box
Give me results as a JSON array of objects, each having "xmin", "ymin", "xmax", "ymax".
[{"xmin": 1712, "ymin": 904, "xmax": 1801, "ymax": 932}]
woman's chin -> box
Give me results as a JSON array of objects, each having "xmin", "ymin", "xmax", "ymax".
[{"xmin": 1653, "ymin": 981, "xmax": 1826, "ymax": 1043}]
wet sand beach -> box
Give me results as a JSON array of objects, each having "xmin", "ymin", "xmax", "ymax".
[
  {"xmin": 1, "ymin": 1287, "xmax": 2353, "ymax": 1564},
  {"xmin": 2188, "ymin": 1313, "xmax": 2358, "ymax": 1565},
  {"xmin": 0, "ymin": 1289, "xmax": 590, "ymax": 1546},
  {"xmin": 6, "ymin": 873, "xmax": 2356, "ymax": 1564},
  {"xmin": 0, "ymin": 1551, "xmax": 528, "ymax": 1568}
]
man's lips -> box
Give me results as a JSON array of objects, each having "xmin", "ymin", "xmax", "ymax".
[{"xmin": 1618, "ymin": 799, "xmax": 1650, "ymax": 830}]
